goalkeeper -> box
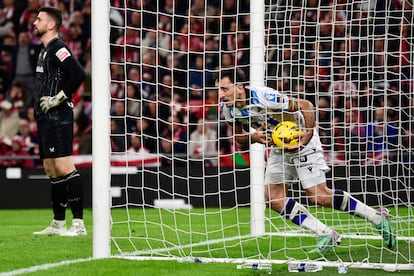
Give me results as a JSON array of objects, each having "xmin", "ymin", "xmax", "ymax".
[
  {"xmin": 217, "ymin": 67, "xmax": 396, "ymax": 253},
  {"xmin": 31, "ymin": 7, "xmax": 87, "ymax": 236}
]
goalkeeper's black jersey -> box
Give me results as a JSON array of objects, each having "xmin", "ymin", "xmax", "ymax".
[{"xmin": 34, "ymin": 37, "xmax": 86, "ymax": 118}]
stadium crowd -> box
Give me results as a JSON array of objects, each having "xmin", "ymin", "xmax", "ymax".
[{"xmin": 0, "ymin": 0, "xmax": 412, "ymax": 168}]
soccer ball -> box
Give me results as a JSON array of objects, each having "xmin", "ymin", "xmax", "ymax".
[{"xmin": 271, "ymin": 121, "xmax": 302, "ymax": 149}]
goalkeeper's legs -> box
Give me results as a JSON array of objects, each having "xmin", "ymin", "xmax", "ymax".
[
  {"xmin": 61, "ymin": 169, "xmax": 87, "ymax": 236},
  {"xmin": 33, "ymin": 166, "xmax": 86, "ymax": 236},
  {"xmin": 33, "ymin": 176, "xmax": 68, "ymax": 235}
]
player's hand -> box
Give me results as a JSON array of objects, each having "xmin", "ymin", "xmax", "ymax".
[
  {"xmin": 285, "ymin": 129, "xmax": 313, "ymax": 154},
  {"xmin": 298, "ymin": 128, "xmax": 313, "ymax": 147},
  {"xmin": 251, "ymin": 124, "xmax": 270, "ymax": 145},
  {"xmin": 40, "ymin": 90, "xmax": 68, "ymax": 113},
  {"xmin": 286, "ymin": 128, "xmax": 313, "ymax": 153}
]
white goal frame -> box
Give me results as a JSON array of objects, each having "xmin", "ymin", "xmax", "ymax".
[
  {"xmin": 91, "ymin": 0, "xmax": 111, "ymax": 258},
  {"xmin": 91, "ymin": 0, "xmax": 269, "ymax": 258}
]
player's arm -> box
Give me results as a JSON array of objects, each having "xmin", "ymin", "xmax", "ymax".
[
  {"xmin": 40, "ymin": 47, "xmax": 86, "ymax": 113},
  {"xmin": 288, "ymin": 97, "xmax": 315, "ymax": 147},
  {"xmin": 58, "ymin": 51, "xmax": 87, "ymax": 96},
  {"xmin": 233, "ymin": 123, "xmax": 268, "ymax": 146}
]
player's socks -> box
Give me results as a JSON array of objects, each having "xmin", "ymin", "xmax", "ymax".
[
  {"xmin": 65, "ymin": 170, "xmax": 84, "ymax": 219},
  {"xmin": 333, "ymin": 189, "xmax": 381, "ymax": 225},
  {"xmin": 281, "ymin": 198, "xmax": 332, "ymax": 236},
  {"xmin": 50, "ymin": 176, "xmax": 68, "ymax": 220}
]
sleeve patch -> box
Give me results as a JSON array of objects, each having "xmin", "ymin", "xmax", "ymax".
[
  {"xmin": 56, "ymin": 47, "xmax": 71, "ymax": 62},
  {"xmin": 288, "ymin": 98, "xmax": 298, "ymax": 111}
]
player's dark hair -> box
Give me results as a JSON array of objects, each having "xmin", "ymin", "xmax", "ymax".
[
  {"xmin": 219, "ymin": 67, "xmax": 247, "ymax": 85},
  {"xmin": 38, "ymin": 7, "xmax": 62, "ymax": 30}
]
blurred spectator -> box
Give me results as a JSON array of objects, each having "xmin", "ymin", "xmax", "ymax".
[
  {"xmin": 191, "ymin": 0, "xmax": 218, "ymax": 33},
  {"xmin": 133, "ymin": 117, "xmax": 156, "ymax": 153},
  {"xmin": 140, "ymin": 28, "xmax": 156, "ymax": 57},
  {"xmin": 126, "ymin": 82, "xmax": 141, "ymax": 118},
  {"xmin": 17, "ymin": 116, "xmax": 38, "ymax": 155},
  {"xmin": 110, "ymin": 118, "xmax": 125, "ymax": 153},
  {"xmin": 26, "ymin": 106, "xmax": 37, "ymax": 136},
  {"xmin": 19, "ymin": 0, "xmax": 41, "ymax": 33},
  {"xmin": 110, "ymin": 60, "xmax": 125, "ymax": 98},
  {"xmin": 13, "ymin": 31, "xmax": 40, "ymax": 106},
  {"xmin": 4, "ymin": 81, "xmax": 25, "ymax": 111},
  {"xmin": 0, "ymin": 34, "xmax": 16, "ymax": 94},
  {"xmin": 0, "ymin": 81, "xmax": 25, "ymax": 139},
  {"xmin": 220, "ymin": 52, "xmax": 234, "ymax": 68},
  {"xmin": 127, "ymin": 65, "xmax": 151, "ymax": 101},
  {"xmin": 328, "ymin": 67, "xmax": 359, "ymax": 99},
  {"xmin": 189, "ymin": 54, "xmax": 214, "ymax": 100},
  {"xmin": 73, "ymin": 121, "xmax": 81, "ymax": 155},
  {"xmin": 111, "ymin": 100, "xmax": 135, "ymax": 134},
  {"xmin": 57, "ymin": 0, "xmax": 71, "ymax": 35},
  {"xmin": 205, "ymin": 36, "xmax": 219, "ymax": 69},
  {"xmin": 39, "ymin": 0, "xmax": 58, "ymax": 8},
  {"xmin": 371, "ymin": 36, "xmax": 387, "ymax": 89},
  {"xmin": 317, "ymin": 96, "xmax": 332, "ymax": 149},
  {"xmin": 188, "ymin": 118, "xmax": 218, "ymax": 166},
  {"xmin": 64, "ymin": 22, "xmax": 83, "ymax": 61},
  {"xmin": 204, "ymin": 87, "xmax": 220, "ymax": 120},
  {"xmin": 159, "ymin": 138, "xmax": 173, "ymax": 166},
  {"xmin": 175, "ymin": 20, "xmax": 204, "ymax": 52},
  {"xmin": 141, "ymin": 49, "xmax": 156, "ymax": 94},
  {"xmin": 0, "ymin": 135, "xmax": 34, "ymax": 168},
  {"xmin": 161, "ymin": 114, "xmax": 187, "ymax": 155},
  {"xmin": 157, "ymin": 12, "xmax": 172, "ymax": 59},
  {"xmin": 222, "ymin": 20, "xmax": 237, "ymax": 51},
  {"xmin": 160, "ymin": 53, "xmax": 187, "ymax": 98},
  {"xmin": 127, "ymin": 133, "xmax": 150, "ymax": 153},
  {"xmin": 343, "ymin": 99, "xmax": 366, "ymax": 162},
  {"xmin": 402, "ymin": 124, "xmax": 414, "ymax": 163},
  {"xmin": 313, "ymin": 41, "xmax": 332, "ymax": 92},
  {"xmin": 158, "ymin": 74, "xmax": 174, "ymax": 104},
  {"xmin": 1, "ymin": 0, "xmax": 19, "ymax": 33},
  {"xmin": 235, "ymin": 32, "xmax": 250, "ymax": 72},
  {"xmin": 363, "ymin": 107, "xmax": 398, "ymax": 164}
]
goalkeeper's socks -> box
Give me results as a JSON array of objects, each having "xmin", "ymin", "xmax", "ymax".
[
  {"xmin": 333, "ymin": 189, "xmax": 381, "ymax": 225},
  {"xmin": 65, "ymin": 170, "xmax": 84, "ymax": 219},
  {"xmin": 281, "ymin": 198, "xmax": 332, "ymax": 236},
  {"xmin": 50, "ymin": 176, "xmax": 68, "ymax": 221}
]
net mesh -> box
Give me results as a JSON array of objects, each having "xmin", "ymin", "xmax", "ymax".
[{"xmin": 107, "ymin": 0, "xmax": 414, "ymax": 269}]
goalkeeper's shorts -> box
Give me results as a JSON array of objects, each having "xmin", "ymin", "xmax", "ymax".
[{"xmin": 37, "ymin": 108, "xmax": 74, "ymax": 159}]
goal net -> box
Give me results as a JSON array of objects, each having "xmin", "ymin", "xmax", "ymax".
[{"xmin": 93, "ymin": 0, "xmax": 414, "ymax": 271}]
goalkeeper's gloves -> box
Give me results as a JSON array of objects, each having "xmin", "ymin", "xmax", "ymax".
[{"xmin": 40, "ymin": 90, "xmax": 68, "ymax": 113}]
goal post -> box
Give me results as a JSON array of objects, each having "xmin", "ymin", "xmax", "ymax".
[
  {"xmin": 91, "ymin": 0, "xmax": 111, "ymax": 258},
  {"xmin": 91, "ymin": 0, "xmax": 414, "ymax": 271},
  {"xmin": 249, "ymin": 0, "xmax": 266, "ymax": 237}
]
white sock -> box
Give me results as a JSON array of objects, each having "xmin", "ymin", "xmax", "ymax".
[
  {"xmin": 281, "ymin": 198, "xmax": 333, "ymax": 236},
  {"xmin": 333, "ymin": 190, "xmax": 381, "ymax": 225}
]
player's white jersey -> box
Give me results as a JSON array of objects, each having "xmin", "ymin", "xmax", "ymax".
[{"xmin": 221, "ymin": 86, "xmax": 305, "ymax": 131}]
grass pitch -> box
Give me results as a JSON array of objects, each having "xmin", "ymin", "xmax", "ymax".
[{"xmin": 0, "ymin": 208, "xmax": 413, "ymax": 275}]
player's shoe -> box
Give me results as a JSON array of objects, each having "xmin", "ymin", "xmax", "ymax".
[
  {"xmin": 375, "ymin": 208, "xmax": 396, "ymax": 249},
  {"xmin": 309, "ymin": 230, "xmax": 342, "ymax": 254},
  {"xmin": 33, "ymin": 219, "xmax": 66, "ymax": 235},
  {"xmin": 61, "ymin": 219, "xmax": 87, "ymax": 236}
]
